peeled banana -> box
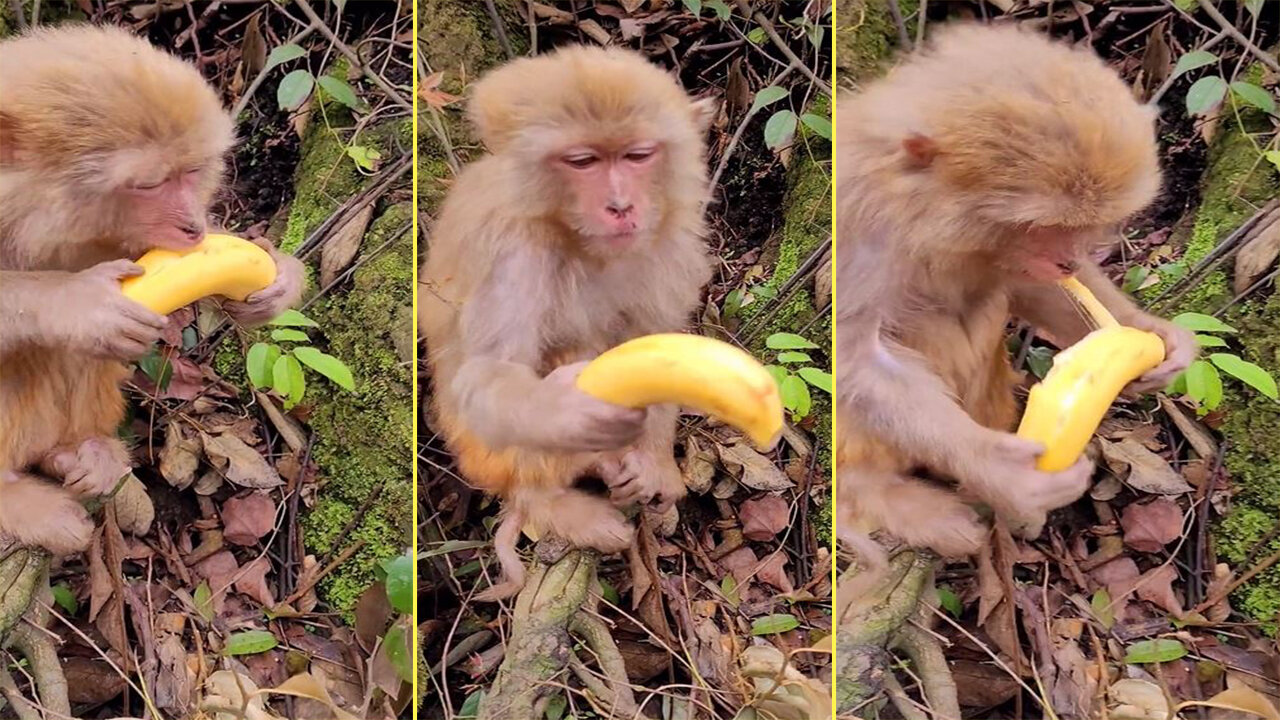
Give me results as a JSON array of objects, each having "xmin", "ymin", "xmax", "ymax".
[
  {"xmin": 121, "ymin": 233, "xmax": 277, "ymax": 315},
  {"xmin": 1015, "ymin": 277, "xmax": 1166, "ymax": 471},
  {"xmin": 576, "ymin": 333, "xmax": 785, "ymax": 450}
]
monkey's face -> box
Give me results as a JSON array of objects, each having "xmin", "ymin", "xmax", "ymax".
[
  {"xmin": 93, "ymin": 144, "xmax": 227, "ymax": 253},
  {"xmin": 999, "ymin": 224, "xmax": 1106, "ymax": 284},
  {"xmin": 550, "ymin": 142, "xmax": 663, "ymax": 254}
]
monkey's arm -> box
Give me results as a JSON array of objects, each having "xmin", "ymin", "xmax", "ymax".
[{"xmin": 0, "ymin": 271, "xmax": 63, "ymax": 354}]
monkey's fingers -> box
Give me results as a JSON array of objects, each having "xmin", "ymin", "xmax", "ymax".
[
  {"xmin": 96, "ymin": 259, "xmax": 147, "ymax": 280},
  {"xmin": 119, "ymin": 300, "xmax": 169, "ymax": 329}
]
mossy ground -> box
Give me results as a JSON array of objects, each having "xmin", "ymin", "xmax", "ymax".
[{"xmin": 836, "ymin": 0, "xmax": 913, "ymax": 87}]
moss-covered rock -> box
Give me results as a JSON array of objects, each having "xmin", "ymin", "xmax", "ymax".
[{"xmin": 836, "ymin": 0, "xmax": 913, "ymax": 87}]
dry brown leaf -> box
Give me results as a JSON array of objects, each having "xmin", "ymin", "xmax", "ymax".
[
  {"xmin": 1134, "ymin": 563, "xmax": 1184, "ymax": 617},
  {"xmin": 1204, "ymin": 563, "xmax": 1235, "ymax": 623},
  {"xmin": 740, "ymin": 494, "xmax": 790, "ymax": 541},
  {"xmin": 1109, "ymin": 678, "xmax": 1170, "ymax": 720},
  {"xmin": 718, "ymin": 440, "xmax": 793, "ymax": 491},
  {"xmin": 236, "ymin": 556, "xmax": 277, "ymax": 608},
  {"xmin": 1099, "ymin": 437, "xmax": 1193, "ymax": 495},
  {"xmin": 256, "ymin": 392, "xmax": 307, "ymax": 453},
  {"xmin": 112, "ymin": 473, "xmax": 155, "ymax": 536},
  {"xmin": 751, "ymin": 551, "xmax": 794, "ymax": 594},
  {"xmin": 159, "ymin": 422, "xmax": 202, "ymax": 489},
  {"xmin": 203, "ymin": 432, "xmax": 283, "ymax": 488},
  {"xmin": 1160, "ymin": 397, "xmax": 1219, "ymax": 459},
  {"xmin": 1121, "ymin": 498, "xmax": 1184, "ymax": 553},
  {"xmin": 154, "ymin": 634, "xmax": 195, "ymax": 712},
  {"xmin": 1234, "ymin": 211, "xmax": 1280, "ymax": 295},
  {"xmin": 194, "ymin": 550, "xmax": 240, "ymax": 613},
  {"xmin": 320, "ymin": 203, "xmax": 375, "ymax": 287},
  {"xmin": 1182, "ymin": 672, "xmax": 1280, "ymax": 719},
  {"xmin": 64, "ymin": 656, "xmax": 128, "ymax": 705},
  {"xmin": 222, "ymin": 491, "xmax": 278, "ymax": 546},
  {"xmin": 681, "ymin": 436, "xmax": 717, "ymax": 494}
]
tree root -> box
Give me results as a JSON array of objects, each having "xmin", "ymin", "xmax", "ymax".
[
  {"xmin": 834, "ymin": 548, "xmax": 960, "ymax": 719},
  {"xmin": 0, "ymin": 543, "xmax": 71, "ymax": 719},
  {"xmin": 478, "ymin": 540, "xmax": 640, "ymax": 720}
]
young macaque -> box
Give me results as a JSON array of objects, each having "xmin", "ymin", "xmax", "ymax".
[
  {"xmin": 420, "ymin": 45, "xmax": 714, "ymax": 599},
  {"xmin": 834, "ymin": 23, "xmax": 1196, "ymax": 562},
  {"xmin": 0, "ymin": 25, "xmax": 304, "ymax": 553}
]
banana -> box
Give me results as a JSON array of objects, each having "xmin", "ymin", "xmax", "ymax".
[
  {"xmin": 121, "ymin": 233, "xmax": 277, "ymax": 315},
  {"xmin": 576, "ymin": 333, "xmax": 785, "ymax": 450},
  {"xmin": 1016, "ymin": 277, "xmax": 1166, "ymax": 471}
]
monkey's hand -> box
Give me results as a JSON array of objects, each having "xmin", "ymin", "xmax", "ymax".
[
  {"xmin": 528, "ymin": 363, "xmax": 648, "ymax": 452},
  {"xmin": 1124, "ymin": 314, "xmax": 1198, "ymax": 394},
  {"xmin": 41, "ymin": 436, "xmax": 131, "ymax": 497},
  {"xmin": 0, "ymin": 471, "xmax": 94, "ymax": 555},
  {"xmin": 599, "ymin": 449, "xmax": 685, "ymax": 511},
  {"xmin": 967, "ymin": 433, "xmax": 1093, "ymax": 538},
  {"xmin": 222, "ymin": 241, "xmax": 304, "ymax": 327},
  {"xmin": 54, "ymin": 260, "xmax": 168, "ymax": 360}
]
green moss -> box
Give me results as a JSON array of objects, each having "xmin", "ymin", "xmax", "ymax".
[{"xmin": 836, "ymin": 0, "xmax": 913, "ymax": 86}]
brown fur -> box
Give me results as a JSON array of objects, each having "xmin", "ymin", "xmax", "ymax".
[
  {"xmin": 420, "ymin": 45, "xmax": 713, "ymax": 598},
  {"xmin": 0, "ymin": 25, "xmax": 235, "ymax": 553},
  {"xmin": 835, "ymin": 24, "xmax": 1181, "ymax": 563}
]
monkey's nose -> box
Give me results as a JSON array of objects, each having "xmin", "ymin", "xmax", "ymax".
[
  {"xmin": 179, "ymin": 221, "xmax": 204, "ymax": 240},
  {"xmin": 606, "ymin": 201, "xmax": 634, "ymax": 218}
]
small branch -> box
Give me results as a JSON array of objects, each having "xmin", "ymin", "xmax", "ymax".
[
  {"xmin": 732, "ymin": 0, "xmax": 832, "ymax": 95},
  {"xmin": 1148, "ymin": 31, "xmax": 1226, "ymax": 105},
  {"xmin": 888, "ymin": 0, "xmax": 912, "ymax": 50},
  {"xmin": 709, "ymin": 64, "xmax": 797, "ymax": 190},
  {"xmin": 483, "ymin": 0, "xmax": 515, "ymax": 60},
  {"xmin": 231, "ymin": 25, "xmax": 319, "ymax": 119},
  {"xmin": 1194, "ymin": 0, "xmax": 1280, "ymax": 72},
  {"xmin": 6, "ymin": 0, "xmax": 27, "ymax": 30},
  {"xmin": 292, "ymin": 0, "xmax": 413, "ymax": 111}
]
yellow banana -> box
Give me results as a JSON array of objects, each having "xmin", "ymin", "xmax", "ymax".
[
  {"xmin": 1016, "ymin": 277, "xmax": 1166, "ymax": 471},
  {"xmin": 121, "ymin": 233, "xmax": 277, "ymax": 315},
  {"xmin": 576, "ymin": 333, "xmax": 785, "ymax": 450}
]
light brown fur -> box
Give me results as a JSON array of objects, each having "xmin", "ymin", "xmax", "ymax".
[
  {"xmin": 834, "ymin": 24, "xmax": 1192, "ymax": 564},
  {"xmin": 420, "ymin": 45, "xmax": 713, "ymax": 599}
]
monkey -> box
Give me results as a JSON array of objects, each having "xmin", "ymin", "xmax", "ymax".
[
  {"xmin": 419, "ymin": 45, "xmax": 715, "ymax": 599},
  {"xmin": 833, "ymin": 23, "xmax": 1197, "ymax": 564},
  {"xmin": 0, "ymin": 25, "xmax": 305, "ymax": 554}
]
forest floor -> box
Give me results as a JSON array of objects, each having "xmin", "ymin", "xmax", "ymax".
[
  {"xmin": 836, "ymin": 2, "xmax": 1280, "ymax": 719},
  {"xmin": 417, "ymin": 2, "xmax": 833, "ymax": 719},
  {"xmin": 0, "ymin": 2, "xmax": 413, "ymax": 719}
]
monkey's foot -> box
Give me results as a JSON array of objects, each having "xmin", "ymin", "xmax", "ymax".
[
  {"xmin": 520, "ymin": 488, "xmax": 635, "ymax": 553},
  {"xmin": 0, "ymin": 474, "xmax": 93, "ymax": 555},
  {"xmin": 43, "ymin": 436, "xmax": 130, "ymax": 497},
  {"xmin": 600, "ymin": 449, "xmax": 684, "ymax": 511}
]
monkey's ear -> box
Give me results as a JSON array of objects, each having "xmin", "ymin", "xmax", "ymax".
[
  {"xmin": 901, "ymin": 133, "xmax": 939, "ymax": 167},
  {"xmin": 690, "ymin": 97, "xmax": 719, "ymax": 133}
]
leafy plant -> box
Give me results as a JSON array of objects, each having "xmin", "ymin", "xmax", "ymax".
[
  {"xmin": 1171, "ymin": 49, "xmax": 1277, "ymax": 118},
  {"xmin": 374, "ymin": 552, "xmax": 414, "ymax": 687},
  {"xmin": 1166, "ymin": 313, "xmax": 1278, "ymax": 414},
  {"xmin": 763, "ymin": 333, "xmax": 832, "ymax": 421},
  {"xmin": 246, "ymin": 309, "xmax": 356, "ymax": 410},
  {"xmin": 267, "ymin": 43, "xmax": 379, "ymax": 172}
]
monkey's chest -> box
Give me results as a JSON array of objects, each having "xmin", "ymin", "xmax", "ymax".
[{"xmin": 0, "ymin": 352, "xmax": 127, "ymax": 468}]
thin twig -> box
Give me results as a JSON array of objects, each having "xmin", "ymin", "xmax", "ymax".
[
  {"xmin": 1195, "ymin": 0, "xmax": 1280, "ymax": 72},
  {"xmin": 1148, "ymin": 31, "xmax": 1226, "ymax": 106},
  {"xmin": 293, "ymin": 0, "xmax": 413, "ymax": 111},
  {"xmin": 231, "ymin": 24, "xmax": 319, "ymax": 119},
  {"xmin": 483, "ymin": 0, "xmax": 515, "ymax": 60},
  {"xmin": 709, "ymin": 64, "xmax": 798, "ymax": 190},
  {"xmin": 888, "ymin": 0, "xmax": 912, "ymax": 50},
  {"xmin": 732, "ymin": 0, "xmax": 831, "ymax": 95}
]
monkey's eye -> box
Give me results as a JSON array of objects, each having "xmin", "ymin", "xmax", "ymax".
[
  {"xmin": 130, "ymin": 179, "xmax": 166, "ymax": 191},
  {"xmin": 624, "ymin": 148, "xmax": 656, "ymax": 163},
  {"xmin": 562, "ymin": 154, "xmax": 599, "ymax": 170}
]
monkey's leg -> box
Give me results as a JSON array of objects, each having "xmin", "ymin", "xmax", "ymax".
[
  {"xmin": 0, "ymin": 472, "xmax": 93, "ymax": 555},
  {"xmin": 39, "ymin": 435, "xmax": 131, "ymax": 497},
  {"xmin": 849, "ymin": 469, "xmax": 987, "ymax": 558},
  {"xmin": 513, "ymin": 485, "xmax": 636, "ymax": 554}
]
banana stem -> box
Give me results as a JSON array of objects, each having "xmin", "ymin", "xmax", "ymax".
[{"xmin": 1060, "ymin": 276, "xmax": 1119, "ymax": 329}]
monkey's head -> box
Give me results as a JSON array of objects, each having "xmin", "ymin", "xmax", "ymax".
[
  {"xmin": 469, "ymin": 45, "xmax": 714, "ymax": 257},
  {"xmin": 0, "ymin": 25, "xmax": 234, "ymax": 254},
  {"xmin": 853, "ymin": 24, "xmax": 1161, "ymax": 283}
]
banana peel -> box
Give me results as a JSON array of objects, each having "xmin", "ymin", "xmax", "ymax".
[
  {"xmin": 121, "ymin": 233, "xmax": 276, "ymax": 315},
  {"xmin": 1016, "ymin": 277, "xmax": 1165, "ymax": 471},
  {"xmin": 576, "ymin": 333, "xmax": 785, "ymax": 450}
]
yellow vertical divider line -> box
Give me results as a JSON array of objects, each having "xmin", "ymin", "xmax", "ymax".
[
  {"xmin": 410, "ymin": 0, "xmax": 421, "ymax": 713},
  {"xmin": 828, "ymin": 11, "xmax": 838, "ymax": 718}
]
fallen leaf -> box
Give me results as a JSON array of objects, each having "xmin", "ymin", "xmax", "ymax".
[
  {"xmin": 718, "ymin": 441, "xmax": 793, "ymax": 491},
  {"xmin": 159, "ymin": 422, "xmax": 202, "ymax": 490},
  {"xmin": 1121, "ymin": 499, "xmax": 1184, "ymax": 553},
  {"xmin": 751, "ymin": 551, "xmax": 794, "ymax": 594},
  {"xmin": 222, "ymin": 492, "xmax": 278, "ymax": 546},
  {"xmin": 203, "ymin": 433, "xmax": 282, "ymax": 488},
  {"xmin": 320, "ymin": 203, "xmax": 375, "ymax": 287},
  {"xmin": 64, "ymin": 656, "xmax": 128, "ymax": 705},
  {"xmin": 112, "ymin": 473, "xmax": 155, "ymax": 536},
  {"xmin": 256, "ymin": 392, "xmax": 307, "ymax": 454},
  {"xmin": 720, "ymin": 546, "xmax": 760, "ymax": 585},
  {"xmin": 1100, "ymin": 437, "xmax": 1193, "ymax": 495},
  {"xmin": 740, "ymin": 494, "xmax": 790, "ymax": 541},
  {"xmin": 1160, "ymin": 397, "xmax": 1219, "ymax": 459},
  {"xmin": 681, "ymin": 436, "xmax": 718, "ymax": 494},
  {"xmin": 419, "ymin": 70, "xmax": 461, "ymax": 110},
  {"xmin": 235, "ymin": 556, "xmax": 277, "ymax": 608},
  {"xmin": 194, "ymin": 550, "xmax": 240, "ymax": 613},
  {"xmin": 1134, "ymin": 564, "xmax": 1184, "ymax": 617},
  {"xmin": 1233, "ymin": 210, "xmax": 1280, "ymax": 295},
  {"xmin": 1110, "ymin": 678, "xmax": 1170, "ymax": 719}
]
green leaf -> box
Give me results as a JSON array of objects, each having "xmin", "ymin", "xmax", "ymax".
[
  {"xmin": 798, "ymin": 367, "xmax": 832, "ymax": 394},
  {"xmin": 138, "ymin": 351, "xmax": 173, "ymax": 391},
  {"xmin": 1171, "ymin": 312, "xmax": 1236, "ymax": 333},
  {"xmin": 458, "ymin": 690, "xmax": 485, "ymax": 718},
  {"xmin": 194, "ymin": 582, "xmax": 214, "ymax": 622},
  {"xmin": 317, "ymin": 74, "xmax": 362, "ymax": 111},
  {"xmin": 270, "ymin": 329, "xmax": 309, "ymax": 343},
  {"xmin": 1171, "ymin": 50, "xmax": 1217, "ymax": 80},
  {"xmin": 705, "ymin": 0, "xmax": 731, "ymax": 20},
  {"xmin": 1266, "ymin": 150, "xmax": 1280, "ymax": 172},
  {"xmin": 268, "ymin": 308, "xmax": 320, "ymax": 327},
  {"xmin": 224, "ymin": 630, "xmax": 278, "ymax": 656},
  {"xmin": 1185, "ymin": 359, "xmax": 1213, "ymax": 404},
  {"xmin": 747, "ymin": 27, "xmax": 767, "ymax": 44},
  {"xmin": 1186, "ymin": 75, "xmax": 1227, "ymax": 116},
  {"xmin": 1123, "ymin": 638, "xmax": 1188, "ymax": 664},
  {"xmin": 936, "ymin": 586, "xmax": 962, "ymax": 618},
  {"xmin": 277, "ymin": 69, "xmax": 315, "ymax": 112},
  {"xmin": 751, "ymin": 614, "xmax": 800, "ymax": 636},
  {"xmin": 723, "ymin": 287, "xmax": 744, "ymax": 319},
  {"xmin": 420, "ymin": 539, "xmax": 487, "ymax": 558},
  {"xmin": 682, "ymin": 0, "xmax": 702, "ymax": 13},
  {"xmin": 764, "ymin": 109, "xmax": 797, "ymax": 150},
  {"xmin": 800, "ymin": 113, "xmax": 832, "ymax": 140},
  {"xmin": 1026, "ymin": 346, "xmax": 1056, "ymax": 380},
  {"xmin": 1203, "ymin": 362, "xmax": 1224, "ymax": 410},
  {"xmin": 246, "ymin": 343, "xmax": 280, "ymax": 389},
  {"xmin": 265, "ymin": 43, "xmax": 306, "ymax": 71},
  {"xmin": 1091, "ymin": 589, "xmax": 1115, "ymax": 630},
  {"xmin": 1166, "ymin": 371, "xmax": 1188, "ymax": 396},
  {"xmin": 599, "ymin": 579, "xmax": 621, "ymax": 607},
  {"xmin": 292, "ymin": 346, "xmax": 356, "ymax": 391},
  {"xmin": 51, "ymin": 583, "xmax": 78, "ymax": 615},
  {"xmin": 1230, "ymin": 81, "xmax": 1277, "ymax": 114},
  {"xmin": 765, "ymin": 364, "xmax": 788, "ymax": 389},
  {"xmin": 750, "ymin": 85, "xmax": 789, "ymax": 114},
  {"xmin": 1122, "ymin": 265, "xmax": 1151, "ymax": 293},
  {"xmin": 346, "ymin": 144, "xmax": 383, "ymax": 171},
  {"xmin": 383, "ymin": 619, "xmax": 413, "ymax": 683},
  {"xmin": 766, "ymin": 332, "xmax": 819, "ymax": 350},
  {"xmin": 1245, "ymin": 0, "xmax": 1264, "ymax": 15},
  {"xmin": 720, "ymin": 575, "xmax": 740, "ymax": 607},
  {"xmin": 380, "ymin": 553, "xmax": 413, "ymax": 614},
  {"xmin": 777, "ymin": 351, "xmax": 812, "ymax": 364},
  {"xmin": 779, "ymin": 373, "xmax": 807, "ymax": 413},
  {"xmin": 1210, "ymin": 353, "xmax": 1278, "ymax": 400},
  {"xmin": 1194, "ymin": 334, "xmax": 1229, "ymax": 349},
  {"xmin": 753, "ymin": 284, "xmax": 777, "ymax": 300},
  {"xmin": 544, "ymin": 694, "xmax": 568, "ymax": 720},
  {"xmin": 271, "ymin": 354, "xmax": 294, "ymax": 398}
]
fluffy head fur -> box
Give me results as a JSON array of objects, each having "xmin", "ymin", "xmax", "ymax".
[
  {"xmin": 0, "ymin": 24, "xmax": 234, "ymax": 263},
  {"xmin": 837, "ymin": 23, "xmax": 1160, "ymax": 251}
]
